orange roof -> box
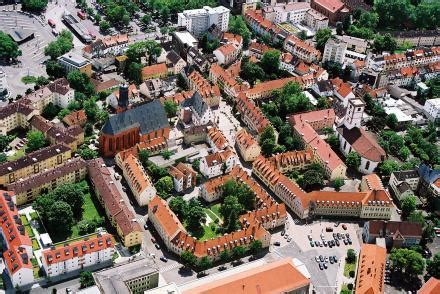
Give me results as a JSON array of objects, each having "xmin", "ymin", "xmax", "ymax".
[
  {"xmin": 419, "ymin": 277, "xmax": 440, "ymax": 294},
  {"xmin": 207, "ymin": 127, "xmax": 229, "ymax": 150},
  {"xmin": 313, "ymin": 0, "xmax": 345, "ymax": 13},
  {"xmin": 162, "ymin": 91, "xmax": 194, "ymax": 105},
  {"xmin": 223, "ymin": 32, "xmax": 243, "ymax": 46},
  {"xmin": 217, "ymin": 43, "xmax": 238, "ymax": 56},
  {"xmin": 284, "ymin": 35, "xmax": 321, "ymax": 59},
  {"xmin": 268, "ymin": 149, "xmax": 314, "ymax": 170},
  {"xmin": 142, "ymin": 63, "xmax": 167, "ymax": 77},
  {"xmin": 43, "ymin": 233, "xmax": 114, "ymax": 265},
  {"xmin": 122, "ymin": 154, "xmax": 153, "ymax": 195},
  {"xmin": 169, "ymin": 163, "xmax": 196, "ymax": 180},
  {"xmin": 355, "ymin": 244, "xmax": 386, "ymax": 294},
  {"xmin": 245, "ymin": 77, "xmax": 305, "ymax": 97},
  {"xmin": 62, "ymin": 109, "xmax": 87, "ymax": 126},
  {"xmin": 183, "ymin": 258, "xmax": 309, "ymax": 294},
  {"xmin": 3, "ymin": 247, "xmax": 32, "ymax": 275},
  {"xmin": 235, "ymin": 128, "xmax": 258, "ymax": 150},
  {"xmin": 148, "ymin": 195, "xmax": 185, "ymax": 238},
  {"xmin": 236, "ymin": 93, "xmax": 271, "ymax": 134},
  {"xmin": 102, "ymin": 34, "xmax": 128, "ymax": 47},
  {"xmin": 362, "ymin": 174, "xmax": 384, "ymax": 191},
  {"xmin": 189, "ymin": 70, "xmax": 221, "ymax": 100}
]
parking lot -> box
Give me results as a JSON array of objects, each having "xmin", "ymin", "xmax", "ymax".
[{"xmin": 271, "ymin": 216, "xmax": 362, "ymax": 293}]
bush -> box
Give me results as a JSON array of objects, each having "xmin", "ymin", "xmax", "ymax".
[
  {"xmin": 349, "ymin": 270, "xmax": 355, "ymax": 278},
  {"xmin": 347, "ymin": 284, "xmax": 353, "ymax": 290}
]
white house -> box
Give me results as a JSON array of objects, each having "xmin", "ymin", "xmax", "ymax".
[
  {"xmin": 423, "ymin": 98, "xmax": 440, "ymax": 123},
  {"xmin": 168, "ymin": 163, "xmax": 196, "ymax": 192},
  {"xmin": 199, "ymin": 148, "xmax": 239, "ymax": 178},
  {"xmin": 42, "ymin": 232, "xmax": 114, "ymax": 278},
  {"xmin": 180, "ymin": 91, "xmax": 215, "ymax": 126}
]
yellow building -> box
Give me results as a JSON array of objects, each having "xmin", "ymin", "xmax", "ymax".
[
  {"xmin": 0, "ymin": 144, "xmax": 72, "ymax": 186},
  {"xmin": 235, "ymin": 128, "xmax": 261, "ymax": 162},
  {"xmin": 0, "ymin": 101, "xmax": 37, "ymax": 135},
  {"xmin": 6, "ymin": 158, "xmax": 87, "ymax": 205},
  {"xmin": 141, "ymin": 63, "xmax": 168, "ymax": 81}
]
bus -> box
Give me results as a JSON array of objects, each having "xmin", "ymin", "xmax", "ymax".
[
  {"xmin": 77, "ymin": 11, "xmax": 86, "ymax": 20},
  {"xmin": 48, "ymin": 19, "xmax": 56, "ymax": 28}
]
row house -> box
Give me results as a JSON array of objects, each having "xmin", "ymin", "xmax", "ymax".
[
  {"xmin": 392, "ymin": 30, "xmax": 440, "ymax": 47},
  {"xmin": 213, "ymin": 43, "xmax": 241, "ymax": 66},
  {"xmin": 235, "ymin": 128, "xmax": 261, "ymax": 162},
  {"xmin": 209, "ymin": 63, "xmax": 249, "ymax": 98},
  {"xmin": 289, "ymin": 109, "xmax": 347, "ymax": 180},
  {"xmin": 118, "ymin": 154, "xmax": 156, "ymax": 206},
  {"xmin": 41, "ymin": 232, "xmax": 114, "ymax": 278},
  {"xmin": 206, "ymin": 126, "xmax": 229, "ymax": 152},
  {"xmin": 141, "ymin": 63, "xmax": 168, "ymax": 81},
  {"xmin": 0, "ymin": 191, "xmax": 34, "ymax": 288},
  {"xmin": 363, "ymin": 220, "xmax": 422, "ymax": 249},
  {"xmin": 283, "ymin": 35, "xmax": 321, "ymax": 63},
  {"xmin": 82, "ymin": 34, "xmax": 129, "ymax": 58},
  {"xmin": 244, "ymin": 10, "xmax": 277, "ymax": 39},
  {"xmin": 168, "ymin": 163, "xmax": 196, "ymax": 193},
  {"xmin": 87, "ymin": 158, "xmax": 142, "ymax": 247},
  {"xmin": 6, "ymin": 158, "xmax": 87, "ymax": 206},
  {"xmin": 266, "ymin": 149, "xmax": 314, "ymax": 173},
  {"xmin": 188, "ymin": 70, "xmax": 221, "ymax": 108},
  {"xmin": 0, "ymin": 144, "xmax": 71, "ymax": 186},
  {"xmin": 355, "ymin": 244, "xmax": 386, "ymax": 294},
  {"xmin": 375, "ymin": 62, "xmax": 440, "ymax": 89},
  {"xmin": 199, "ymin": 147, "xmax": 239, "ymax": 178},
  {"xmin": 235, "ymin": 93, "xmax": 271, "ymax": 135}
]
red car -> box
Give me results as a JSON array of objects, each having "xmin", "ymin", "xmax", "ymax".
[{"xmin": 342, "ymin": 224, "xmax": 347, "ymax": 230}]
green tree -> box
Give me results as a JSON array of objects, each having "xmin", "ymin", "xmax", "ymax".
[
  {"xmin": 375, "ymin": 0, "xmax": 414, "ymax": 29},
  {"xmin": 260, "ymin": 50, "xmax": 281, "ymax": 76},
  {"xmin": 219, "ymin": 249, "xmax": 230, "ymax": 263},
  {"xmin": 222, "ymin": 180, "xmax": 255, "ymax": 211},
  {"xmin": 232, "ymin": 246, "xmax": 246, "ymax": 261},
  {"xmin": 197, "ymin": 256, "xmax": 212, "ymax": 273},
  {"xmin": 427, "ymin": 252, "xmax": 440, "ymax": 279},
  {"xmin": 47, "ymin": 201, "xmax": 74, "ymax": 234},
  {"xmin": 67, "ymin": 70, "xmax": 94, "ymax": 96},
  {"xmin": 228, "ymin": 16, "xmax": 251, "ymax": 47},
  {"xmin": 220, "ymin": 195, "xmax": 242, "ymax": 233},
  {"xmin": 358, "ymin": 11, "xmax": 379, "ymax": 29},
  {"xmin": 50, "ymin": 183, "xmax": 86, "ymax": 217},
  {"xmin": 297, "ymin": 30, "xmax": 307, "ymax": 41},
  {"xmin": 99, "ymin": 21, "xmax": 111, "ymax": 33},
  {"xmin": 240, "ymin": 62, "xmax": 265, "ymax": 86},
  {"xmin": 0, "ymin": 31, "xmax": 22, "ymax": 61},
  {"xmin": 248, "ymin": 240, "xmax": 263, "ymax": 256},
  {"xmin": 327, "ymin": 134, "xmax": 340, "ymax": 150},
  {"xmin": 346, "ymin": 249, "xmax": 356, "ymax": 263},
  {"xmin": 259, "ymin": 126, "xmax": 276, "ymax": 156},
  {"xmin": 163, "ymin": 100, "xmax": 178, "ymax": 118},
  {"xmin": 46, "ymin": 60, "xmax": 66, "ymax": 79},
  {"xmin": 378, "ymin": 159, "xmax": 400, "ymax": 176},
  {"xmin": 401, "ymin": 195, "xmax": 417, "ymax": 217},
  {"xmin": 298, "ymin": 169, "xmax": 324, "ymax": 190},
  {"xmin": 44, "ymin": 31, "xmax": 73, "ymax": 60},
  {"xmin": 126, "ymin": 62, "xmax": 143, "ymax": 84},
  {"xmin": 105, "ymin": 4, "xmax": 129, "ymax": 27},
  {"xmin": 345, "ymin": 151, "xmax": 361, "ymax": 170},
  {"xmin": 186, "ymin": 198, "xmax": 206, "ymax": 232},
  {"xmin": 398, "ymin": 146, "xmax": 410, "ymax": 161},
  {"xmin": 390, "ymin": 248, "xmax": 425, "ymax": 276},
  {"xmin": 26, "ymin": 130, "xmax": 47, "ymax": 152},
  {"xmin": 0, "ymin": 153, "xmax": 7, "ymax": 163},
  {"xmin": 181, "ymin": 251, "xmax": 197, "ymax": 268},
  {"xmin": 333, "ymin": 178, "xmax": 344, "ymax": 191},
  {"xmin": 42, "ymin": 102, "xmax": 61, "ymax": 120},
  {"xmin": 315, "ymin": 28, "xmax": 332, "ymax": 52},
  {"xmin": 138, "ymin": 150, "xmax": 151, "ymax": 165},
  {"xmin": 407, "ymin": 210, "xmax": 425, "ymax": 226},
  {"xmin": 79, "ymin": 271, "xmax": 95, "ymax": 288},
  {"xmin": 145, "ymin": 40, "xmax": 162, "ymax": 65},
  {"xmin": 0, "ymin": 135, "xmax": 14, "ymax": 152},
  {"xmin": 83, "ymin": 98, "xmax": 99, "ymax": 122},
  {"xmin": 373, "ymin": 33, "xmax": 398, "ymax": 53},
  {"xmin": 169, "ymin": 197, "xmax": 188, "ymax": 218},
  {"xmin": 386, "ymin": 113, "xmax": 399, "ymax": 130},
  {"xmin": 140, "ymin": 14, "xmax": 152, "ymax": 27},
  {"xmin": 58, "ymin": 108, "xmax": 71, "ymax": 119},
  {"xmin": 77, "ymin": 146, "xmax": 98, "ymax": 160},
  {"xmin": 22, "ymin": 0, "xmax": 48, "ymax": 12},
  {"xmin": 156, "ymin": 176, "xmax": 173, "ymax": 199}
]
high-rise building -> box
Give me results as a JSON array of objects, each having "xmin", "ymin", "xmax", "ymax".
[
  {"xmin": 323, "ymin": 38, "xmax": 347, "ymax": 64},
  {"xmin": 178, "ymin": 6, "xmax": 230, "ymax": 37}
]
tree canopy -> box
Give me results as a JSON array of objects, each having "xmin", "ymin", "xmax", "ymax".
[
  {"xmin": 390, "ymin": 248, "xmax": 425, "ymax": 276},
  {"xmin": 0, "ymin": 31, "xmax": 22, "ymax": 61},
  {"xmin": 228, "ymin": 16, "xmax": 251, "ymax": 47},
  {"xmin": 22, "ymin": 0, "xmax": 48, "ymax": 12},
  {"xmin": 26, "ymin": 130, "xmax": 47, "ymax": 153},
  {"xmin": 345, "ymin": 152, "xmax": 361, "ymax": 170},
  {"xmin": 44, "ymin": 30, "xmax": 73, "ymax": 60}
]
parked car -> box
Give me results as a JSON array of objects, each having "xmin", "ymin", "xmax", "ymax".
[
  {"xmin": 310, "ymin": 241, "xmax": 314, "ymax": 247},
  {"xmin": 326, "ymin": 227, "xmax": 333, "ymax": 232},
  {"xmin": 281, "ymin": 230, "xmax": 285, "ymax": 236},
  {"xmin": 319, "ymin": 255, "xmax": 324, "ymax": 262},
  {"xmin": 323, "ymin": 263, "xmax": 328, "ymax": 269},
  {"xmin": 343, "ymin": 239, "xmax": 348, "ymax": 245},
  {"xmin": 330, "ymin": 257, "xmax": 334, "ymax": 264},
  {"xmin": 342, "ymin": 224, "xmax": 347, "ymax": 230},
  {"xmin": 143, "ymin": 224, "xmax": 148, "ymax": 230},
  {"xmin": 333, "ymin": 256, "xmax": 338, "ymax": 263},
  {"xmin": 315, "ymin": 241, "xmax": 319, "ymax": 246},
  {"xmin": 335, "ymin": 240, "xmax": 340, "ymax": 246},
  {"xmin": 347, "ymin": 238, "xmax": 352, "ymax": 245},
  {"xmin": 151, "ymin": 238, "xmax": 156, "ymax": 243},
  {"xmin": 319, "ymin": 263, "xmax": 324, "ymax": 270},
  {"xmin": 308, "ymin": 235, "xmax": 312, "ymax": 240},
  {"xmin": 323, "ymin": 240, "xmax": 328, "ymax": 247},
  {"xmin": 315, "ymin": 256, "xmax": 320, "ymax": 262},
  {"xmin": 155, "ymin": 243, "xmax": 161, "ymax": 249},
  {"xmin": 287, "ymin": 237, "xmax": 292, "ymax": 242},
  {"xmin": 274, "ymin": 241, "xmax": 281, "ymax": 246},
  {"xmin": 160, "ymin": 256, "xmax": 168, "ymax": 262}
]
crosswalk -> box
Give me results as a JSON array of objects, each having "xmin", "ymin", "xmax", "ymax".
[{"xmin": 159, "ymin": 262, "xmax": 181, "ymax": 273}]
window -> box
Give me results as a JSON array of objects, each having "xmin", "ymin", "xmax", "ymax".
[
  {"xmin": 34, "ymin": 164, "xmax": 39, "ymax": 174},
  {"xmin": 57, "ymin": 155, "xmax": 62, "ymax": 164},
  {"xmin": 365, "ymin": 161, "xmax": 370, "ymax": 170}
]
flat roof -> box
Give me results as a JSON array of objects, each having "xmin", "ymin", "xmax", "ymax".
[
  {"xmin": 58, "ymin": 52, "xmax": 90, "ymax": 67},
  {"xmin": 384, "ymin": 106, "xmax": 412, "ymax": 122}
]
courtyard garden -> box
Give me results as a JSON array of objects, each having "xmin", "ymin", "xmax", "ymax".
[{"xmin": 344, "ymin": 249, "xmax": 357, "ymax": 278}]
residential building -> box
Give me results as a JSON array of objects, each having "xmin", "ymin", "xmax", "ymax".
[
  {"xmin": 177, "ymin": 6, "xmax": 230, "ymax": 37},
  {"xmin": 267, "ymin": 149, "xmax": 314, "ymax": 173},
  {"xmin": 0, "ymin": 144, "xmax": 71, "ymax": 186},
  {"xmin": 6, "ymin": 158, "xmax": 87, "ymax": 205},
  {"xmin": 0, "ymin": 190, "xmax": 34, "ymax": 288},
  {"xmin": 93, "ymin": 258, "xmax": 159, "ymax": 294},
  {"xmin": 118, "ymin": 154, "xmax": 156, "ymax": 206},
  {"xmin": 57, "ymin": 52, "xmax": 92, "ymax": 77},
  {"xmin": 304, "ymin": 8, "xmax": 329, "ymax": 31},
  {"xmin": 99, "ymin": 99, "xmax": 170, "ymax": 157},
  {"xmin": 323, "ymin": 38, "xmax": 347, "ymax": 64},
  {"xmin": 141, "ymin": 63, "xmax": 168, "ymax": 81},
  {"xmin": 213, "ymin": 43, "xmax": 240, "ymax": 65},
  {"xmin": 188, "ymin": 70, "xmax": 220, "ymax": 108},
  {"xmin": 355, "ymin": 244, "xmax": 386, "ymax": 294},
  {"xmin": 82, "ymin": 34, "xmax": 129, "ymax": 58},
  {"xmin": 182, "ymin": 124, "xmax": 211, "ymax": 145},
  {"xmin": 41, "ymin": 232, "xmax": 114, "ymax": 278},
  {"xmin": 0, "ymin": 99, "xmax": 38, "ymax": 135},
  {"xmin": 283, "ymin": 35, "xmax": 321, "ymax": 63},
  {"xmin": 310, "ymin": 0, "xmax": 349, "ymax": 25},
  {"xmin": 180, "ymin": 91, "xmax": 215, "ymax": 126},
  {"xmin": 181, "ymin": 258, "xmax": 310, "ymax": 294},
  {"xmin": 419, "ymin": 277, "xmax": 440, "ymax": 294},
  {"xmin": 248, "ymin": 41, "xmax": 273, "ymax": 60},
  {"xmin": 199, "ymin": 147, "xmax": 239, "ymax": 178},
  {"xmin": 236, "ymin": 93, "xmax": 272, "ymax": 135},
  {"xmin": 311, "ymin": 80, "xmax": 334, "ymax": 97},
  {"xmin": 165, "ymin": 50, "xmax": 187, "ymax": 75},
  {"xmin": 389, "ymin": 169, "xmax": 420, "ymax": 201},
  {"xmin": 417, "ymin": 164, "xmax": 440, "ymax": 200},
  {"xmin": 139, "ymin": 79, "xmax": 163, "ymax": 100},
  {"xmin": 87, "ymin": 158, "xmax": 142, "ymax": 247},
  {"xmin": 209, "ymin": 63, "xmax": 249, "ymax": 98},
  {"xmin": 361, "ymin": 174, "xmax": 385, "ymax": 192},
  {"xmin": 363, "ymin": 220, "xmax": 422, "ymax": 249},
  {"xmin": 186, "ymin": 46, "xmax": 212, "ymax": 72},
  {"xmin": 235, "ymin": 128, "xmax": 261, "ymax": 162},
  {"xmin": 206, "ymin": 126, "xmax": 229, "ymax": 152},
  {"xmin": 336, "ymin": 99, "xmax": 386, "ymax": 174},
  {"xmin": 331, "ymin": 77, "xmax": 355, "ymax": 107},
  {"xmin": 335, "ymin": 35, "xmax": 369, "ymax": 54},
  {"xmin": 171, "ymin": 31, "xmax": 199, "ymax": 60},
  {"xmin": 267, "ymin": 2, "xmax": 311, "ymax": 24},
  {"xmin": 244, "ymin": 76, "xmax": 310, "ymax": 100},
  {"xmin": 423, "ymin": 98, "xmax": 440, "ymax": 123},
  {"xmin": 289, "ymin": 109, "xmax": 347, "ymax": 180},
  {"xmin": 168, "ymin": 163, "xmax": 197, "ymax": 193},
  {"xmin": 63, "ymin": 109, "xmax": 87, "ymax": 127},
  {"xmin": 392, "ymin": 30, "xmax": 440, "ymax": 47}
]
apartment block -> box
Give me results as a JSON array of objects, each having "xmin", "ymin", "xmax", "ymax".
[
  {"xmin": 283, "ymin": 35, "xmax": 321, "ymax": 63},
  {"xmin": 58, "ymin": 52, "xmax": 92, "ymax": 77},
  {"xmin": 235, "ymin": 93, "xmax": 271, "ymax": 135},
  {"xmin": 199, "ymin": 147, "xmax": 239, "ymax": 178},
  {"xmin": 0, "ymin": 144, "xmax": 71, "ymax": 186},
  {"xmin": 423, "ymin": 98, "xmax": 440, "ymax": 123},
  {"xmin": 188, "ymin": 70, "xmax": 221, "ymax": 109},
  {"xmin": 6, "ymin": 158, "xmax": 87, "ymax": 206},
  {"xmin": 168, "ymin": 163, "xmax": 196, "ymax": 193},
  {"xmin": 178, "ymin": 6, "xmax": 230, "ymax": 37},
  {"xmin": 234, "ymin": 128, "xmax": 261, "ymax": 162},
  {"xmin": 0, "ymin": 100, "xmax": 38, "ymax": 135},
  {"xmin": 41, "ymin": 232, "xmax": 114, "ymax": 278},
  {"xmin": 323, "ymin": 38, "xmax": 347, "ymax": 64}
]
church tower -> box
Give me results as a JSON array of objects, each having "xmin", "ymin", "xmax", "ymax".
[{"xmin": 343, "ymin": 98, "xmax": 364, "ymax": 130}]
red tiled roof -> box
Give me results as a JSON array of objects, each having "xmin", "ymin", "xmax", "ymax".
[
  {"xmin": 419, "ymin": 277, "xmax": 440, "ymax": 294},
  {"xmin": 355, "ymin": 244, "xmax": 386, "ymax": 294}
]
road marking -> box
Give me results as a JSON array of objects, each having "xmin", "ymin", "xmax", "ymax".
[{"xmin": 159, "ymin": 262, "xmax": 181, "ymax": 273}]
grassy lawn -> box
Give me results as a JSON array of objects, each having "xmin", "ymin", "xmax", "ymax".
[
  {"xmin": 8, "ymin": 147, "xmax": 25, "ymax": 161},
  {"xmin": 21, "ymin": 75, "xmax": 37, "ymax": 84},
  {"xmin": 25, "ymin": 225, "xmax": 35, "ymax": 238},
  {"xmin": 203, "ymin": 208, "xmax": 219, "ymax": 223},
  {"xmin": 20, "ymin": 215, "xmax": 29, "ymax": 226},
  {"xmin": 199, "ymin": 224, "xmax": 221, "ymax": 241},
  {"xmin": 69, "ymin": 193, "xmax": 103, "ymax": 239},
  {"xmin": 344, "ymin": 261, "xmax": 357, "ymax": 278},
  {"xmin": 341, "ymin": 283, "xmax": 353, "ymax": 293},
  {"xmin": 209, "ymin": 203, "xmax": 222, "ymax": 221},
  {"xmin": 31, "ymin": 238, "xmax": 40, "ymax": 251}
]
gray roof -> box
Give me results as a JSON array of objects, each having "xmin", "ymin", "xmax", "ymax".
[
  {"xmin": 101, "ymin": 99, "xmax": 169, "ymax": 135},
  {"xmin": 393, "ymin": 169, "xmax": 419, "ymax": 181},
  {"xmin": 181, "ymin": 91, "xmax": 209, "ymax": 117},
  {"xmin": 396, "ymin": 182, "xmax": 412, "ymax": 194},
  {"xmin": 93, "ymin": 257, "xmax": 159, "ymax": 293},
  {"xmin": 166, "ymin": 50, "xmax": 182, "ymax": 65}
]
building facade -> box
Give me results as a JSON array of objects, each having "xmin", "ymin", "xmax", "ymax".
[{"xmin": 178, "ymin": 6, "xmax": 230, "ymax": 37}]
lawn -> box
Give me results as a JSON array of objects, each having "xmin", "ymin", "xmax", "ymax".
[
  {"xmin": 344, "ymin": 261, "xmax": 357, "ymax": 278},
  {"xmin": 31, "ymin": 238, "xmax": 40, "ymax": 251},
  {"xmin": 199, "ymin": 224, "xmax": 221, "ymax": 241},
  {"xmin": 8, "ymin": 147, "xmax": 25, "ymax": 161},
  {"xmin": 203, "ymin": 208, "xmax": 219, "ymax": 223},
  {"xmin": 69, "ymin": 193, "xmax": 103, "ymax": 239},
  {"xmin": 209, "ymin": 204, "xmax": 222, "ymax": 221}
]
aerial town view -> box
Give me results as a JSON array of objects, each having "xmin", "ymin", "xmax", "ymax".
[{"xmin": 0, "ymin": 0, "xmax": 439, "ymax": 293}]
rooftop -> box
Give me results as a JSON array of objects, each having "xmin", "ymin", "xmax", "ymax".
[{"xmin": 355, "ymin": 244, "xmax": 386, "ymax": 294}]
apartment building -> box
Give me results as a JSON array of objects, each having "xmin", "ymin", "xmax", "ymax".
[
  {"xmin": 119, "ymin": 154, "xmax": 156, "ymax": 206},
  {"xmin": 283, "ymin": 35, "xmax": 321, "ymax": 63},
  {"xmin": 166, "ymin": 50, "xmax": 187, "ymax": 75},
  {"xmin": 82, "ymin": 34, "xmax": 129, "ymax": 58},
  {"xmin": 177, "ymin": 6, "xmax": 230, "ymax": 37},
  {"xmin": 235, "ymin": 93, "xmax": 271, "ymax": 135},
  {"xmin": 363, "ymin": 220, "xmax": 422, "ymax": 249},
  {"xmin": 57, "ymin": 52, "xmax": 92, "ymax": 77},
  {"xmin": 375, "ymin": 62, "xmax": 440, "ymax": 88},
  {"xmin": 267, "ymin": 149, "xmax": 314, "ymax": 173},
  {"xmin": 235, "ymin": 128, "xmax": 261, "ymax": 162},
  {"xmin": 0, "ymin": 100, "xmax": 37, "ymax": 135},
  {"xmin": 206, "ymin": 126, "xmax": 229, "ymax": 152},
  {"xmin": 304, "ymin": 8, "xmax": 329, "ymax": 31},
  {"xmin": 209, "ymin": 63, "xmax": 249, "ymax": 98},
  {"xmin": 41, "ymin": 232, "xmax": 114, "ymax": 278},
  {"xmin": 168, "ymin": 163, "xmax": 196, "ymax": 193},
  {"xmin": 355, "ymin": 244, "xmax": 386, "ymax": 294},
  {"xmin": 6, "ymin": 158, "xmax": 87, "ymax": 205},
  {"xmin": 423, "ymin": 98, "xmax": 440, "ymax": 123},
  {"xmin": 248, "ymin": 41, "xmax": 274, "ymax": 59},
  {"xmin": 0, "ymin": 190, "xmax": 34, "ymax": 288},
  {"xmin": 392, "ymin": 30, "xmax": 440, "ymax": 47},
  {"xmin": 389, "ymin": 169, "xmax": 420, "ymax": 200},
  {"xmin": 213, "ymin": 43, "xmax": 241, "ymax": 66},
  {"xmin": 141, "ymin": 63, "xmax": 168, "ymax": 81},
  {"xmin": 188, "ymin": 70, "xmax": 221, "ymax": 109},
  {"xmin": 289, "ymin": 109, "xmax": 347, "ymax": 180},
  {"xmin": 23, "ymin": 78, "xmax": 75, "ymax": 111},
  {"xmin": 87, "ymin": 158, "xmax": 142, "ymax": 247},
  {"xmin": 0, "ymin": 144, "xmax": 71, "ymax": 186},
  {"xmin": 323, "ymin": 38, "xmax": 347, "ymax": 64},
  {"xmin": 199, "ymin": 147, "xmax": 239, "ymax": 178}
]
